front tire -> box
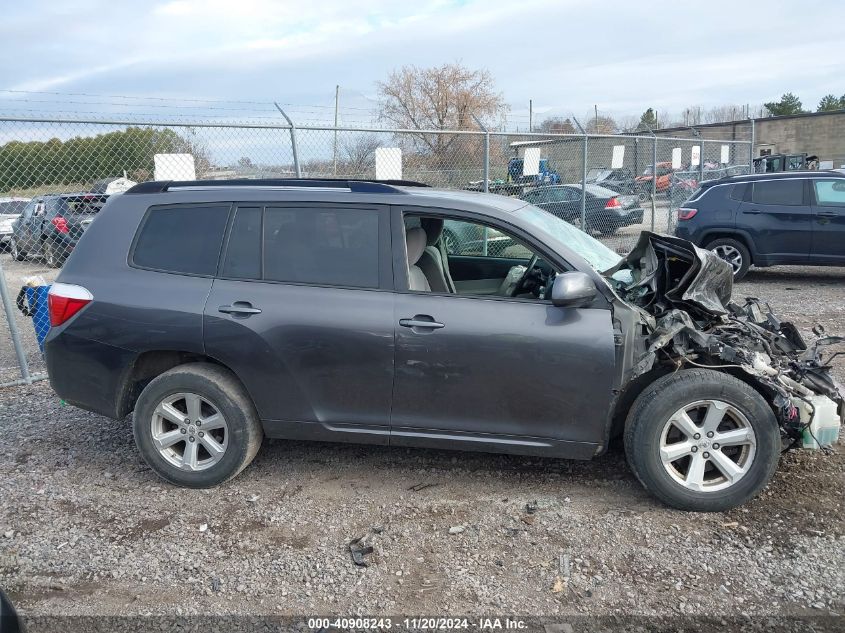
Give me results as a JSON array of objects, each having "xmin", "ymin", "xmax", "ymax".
[
  {"xmin": 133, "ymin": 363, "xmax": 263, "ymax": 488},
  {"xmin": 624, "ymin": 369, "xmax": 780, "ymax": 512},
  {"xmin": 706, "ymin": 237, "xmax": 750, "ymax": 281}
]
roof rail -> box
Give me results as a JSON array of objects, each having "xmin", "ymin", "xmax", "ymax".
[{"xmin": 124, "ymin": 178, "xmax": 431, "ymax": 195}]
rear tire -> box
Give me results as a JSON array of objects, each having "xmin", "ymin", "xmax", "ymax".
[
  {"xmin": 10, "ymin": 237, "xmax": 25, "ymax": 261},
  {"xmin": 705, "ymin": 237, "xmax": 750, "ymax": 281},
  {"xmin": 624, "ymin": 369, "xmax": 780, "ymax": 512},
  {"xmin": 133, "ymin": 363, "xmax": 263, "ymax": 488},
  {"xmin": 43, "ymin": 241, "xmax": 61, "ymax": 268}
]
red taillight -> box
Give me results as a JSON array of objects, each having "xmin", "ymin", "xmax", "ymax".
[
  {"xmin": 604, "ymin": 197, "xmax": 622, "ymax": 209},
  {"xmin": 48, "ymin": 283, "xmax": 93, "ymax": 326},
  {"xmin": 677, "ymin": 207, "xmax": 698, "ymax": 220},
  {"xmin": 51, "ymin": 217, "xmax": 69, "ymax": 233}
]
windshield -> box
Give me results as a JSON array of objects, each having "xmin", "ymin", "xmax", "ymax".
[
  {"xmin": 514, "ymin": 204, "xmax": 622, "ymax": 272},
  {"xmin": 586, "ymin": 168, "xmax": 610, "ymax": 180}
]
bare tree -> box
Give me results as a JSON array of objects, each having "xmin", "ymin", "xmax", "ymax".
[
  {"xmin": 377, "ymin": 63, "xmax": 508, "ymax": 161},
  {"xmin": 703, "ymin": 104, "xmax": 746, "ymax": 124},
  {"xmin": 536, "ymin": 117, "xmax": 576, "ymax": 134},
  {"xmin": 616, "ymin": 115, "xmax": 642, "ymax": 133},
  {"xmin": 339, "ymin": 133, "xmax": 381, "ymax": 175},
  {"xmin": 585, "ymin": 115, "xmax": 617, "ymax": 134}
]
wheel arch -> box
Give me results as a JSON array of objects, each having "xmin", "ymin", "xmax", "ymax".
[
  {"xmin": 608, "ymin": 363, "xmax": 781, "ymax": 443},
  {"xmin": 606, "ymin": 365, "xmax": 675, "ymax": 444},
  {"xmin": 700, "ymin": 230, "xmax": 757, "ymax": 264},
  {"xmin": 116, "ymin": 350, "xmax": 255, "ymax": 419}
]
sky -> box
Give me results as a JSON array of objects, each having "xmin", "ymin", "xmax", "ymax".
[{"xmin": 1, "ymin": 0, "xmax": 843, "ymax": 128}]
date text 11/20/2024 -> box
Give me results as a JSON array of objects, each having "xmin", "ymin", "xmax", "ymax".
[{"xmin": 307, "ymin": 617, "xmax": 529, "ymax": 630}]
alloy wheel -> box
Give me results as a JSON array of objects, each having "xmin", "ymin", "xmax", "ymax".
[
  {"xmin": 713, "ymin": 244, "xmax": 743, "ymax": 273},
  {"xmin": 659, "ymin": 399, "xmax": 757, "ymax": 492},
  {"xmin": 150, "ymin": 392, "xmax": 229, "ymax": 471}
]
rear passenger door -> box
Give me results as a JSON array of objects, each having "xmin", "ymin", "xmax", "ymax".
[
  {"xmin": 203, "ymin": 203, "xmax": 395, "ymax": 442},
  {"xmin": 737, "ymin": 179, "xmax": 811, "ymax": 263},
  {"xmin": 809, "ymin": 178, "xmax": 845, "ymax": 263},
  {"xmin": 535, "ymin": 188, "xmax": 579, "ymax": 222},
  {"xmin": 127, "ymin": 203, "xmax": 232, "ymax": 359}
]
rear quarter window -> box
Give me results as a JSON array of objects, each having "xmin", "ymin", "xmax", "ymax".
[
  {"xmin": 132, "ymin": 204, "xmax": 230, "ymax": 275},
  {"xmin": 729, "ymin": 183, "xmax": 748, "ymax": 201}
]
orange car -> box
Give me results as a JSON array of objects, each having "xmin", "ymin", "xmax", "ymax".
[{"xmin": 635, "ymin": 161, "xmax": 675, "ymax": 193}]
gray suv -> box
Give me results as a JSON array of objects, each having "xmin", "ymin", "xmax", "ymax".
[{"xmin": 45, "ymin": 179, "xmax": 843, "ymax": 511}]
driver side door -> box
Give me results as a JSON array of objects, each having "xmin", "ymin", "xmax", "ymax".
[{"xmin": 390, "ymin": 208, "xmax": 617, "ymax": 457}]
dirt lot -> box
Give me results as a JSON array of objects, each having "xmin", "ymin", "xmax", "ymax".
[{"xmin": 0, "ymin": 254, "xmax": 843, "ymax": 625}]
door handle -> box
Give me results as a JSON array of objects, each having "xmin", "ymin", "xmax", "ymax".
[
  {"xmin": 743, "ymin": 208, "xmax": 762, "ymax": 215},
  {"xmin": 817, "ymin": 210, "xmax": 837, "ymax": 218},
  {"xmin": 218, "ymin": 301, "xmax": 262, "ymax": 316},
  {"xmin": 399, "ymin": 315, "xmax": 445, "ymax": 330}
]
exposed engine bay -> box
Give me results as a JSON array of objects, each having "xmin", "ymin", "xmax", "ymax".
[{"xmin": 605, "ymin": 232, "xmax": 844, "ymax": 449}]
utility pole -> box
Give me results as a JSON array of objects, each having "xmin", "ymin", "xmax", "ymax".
[
  {"xmin": 529, "ymin": 99, "xmax": 533, "ymax": 132},
  {"xmin": 594, "ymin": 104, "xmax": 598, "ymax": 132},
  {"xmin": 333, "ymin": 85, "xmax": 339, "ymax": 176}
]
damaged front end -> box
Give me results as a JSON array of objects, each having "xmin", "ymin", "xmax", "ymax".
[{"xmin": 606, "ymin": 232, "xmax": 844, "ymax": 449}]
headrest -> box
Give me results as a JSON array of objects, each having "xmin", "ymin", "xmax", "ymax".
[
  {"xmin": 420, "ymin": 218, "xmax": 444, "ymax": 246},
  {"xmin": 405, "ymin": 227, "xmax": 427, "ymax": 265}
]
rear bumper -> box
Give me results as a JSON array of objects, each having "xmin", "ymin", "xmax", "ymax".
[
  {"xmin": 673, "ymin": 223, "xmax": 697, "ymax": 243},
  {"xmin": 612, "ymin": 208, "xmax": 644, "ymax": 226},
  {"xmin": 45, "ymin": 330, "xmax": 136, "ymax": 420}
]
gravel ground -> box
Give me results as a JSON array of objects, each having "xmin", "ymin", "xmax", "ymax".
[{"xmin": 0, "ymin": 257, "xmax": 844, "ymax": 625}]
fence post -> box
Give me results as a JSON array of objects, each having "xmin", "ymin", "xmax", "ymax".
[
  {"xmin": 472, "ymin": 116, "xmax": 491, "ymax": 255},
  {"xmin": 699, "ymin": 140, "xmax": 705, "ymax": 184},
  {"xmin": 651, "ymin": 135, "xmax": 658, "ymax": 231},
  {"xmin": 573, "ymin": 118, "xmax": 587, "ymax": 231},
  {"xmin": 472, "ymin": 115, "xmax": 490, "ymax": 194},
  {"xmin": 274, "ymin": 103, "xmax": 301, "ymax": 177},
  {"xmin": 0, "ymin": 258, "xmax": 32, "ymax": 384},
  {"xmin": 749, "ymin": 117, "xmax": 756, "ymax": 174}
]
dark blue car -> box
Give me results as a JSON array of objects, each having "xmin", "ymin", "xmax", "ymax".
[{"xmin": 674, "ymin": 170, "xmax": 845, "ymax": 280}]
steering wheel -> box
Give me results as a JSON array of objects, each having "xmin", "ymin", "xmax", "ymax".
[{"xmin": 509, "ymin": 254, "xmax": 538, "ymax": 297}]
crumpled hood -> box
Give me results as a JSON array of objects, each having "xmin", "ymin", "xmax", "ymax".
[
  {"xmin": 604, "ymin": 233, "xmax": 844, "ymax": 443},
  {"xmin": 604, "ymin": 231, "xmax": 734, "ymax": 317}
]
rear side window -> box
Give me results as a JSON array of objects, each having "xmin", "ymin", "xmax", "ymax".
[
  {"xmin": 263, "ymin": 207, "xmax": 379, "ymax": 288},
  {"xmin": 751, "ymin": 180, "xmax": 804, "ymax": 206},
  {"xmin": 133, "ymin": 205, "xmax": 229, "ymax": 275}
]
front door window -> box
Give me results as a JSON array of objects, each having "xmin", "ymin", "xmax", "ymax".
[{"xmin": 404, "ymin": 214, "xmax": 558, "ymax": 300}]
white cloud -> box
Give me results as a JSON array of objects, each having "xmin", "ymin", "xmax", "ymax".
[{"xmin": 1, "ymin": 0, "xmax": 843, "ymax": 122}]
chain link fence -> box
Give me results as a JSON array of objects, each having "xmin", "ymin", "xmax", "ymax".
[{"xmin": 0, "ymin": 114, "xmax": 752, "ymax": 385}]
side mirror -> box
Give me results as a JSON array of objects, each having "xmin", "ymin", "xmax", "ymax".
[{"xmin": 551, "ymin": 271, "xmax": 598, "ymax": 308}]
